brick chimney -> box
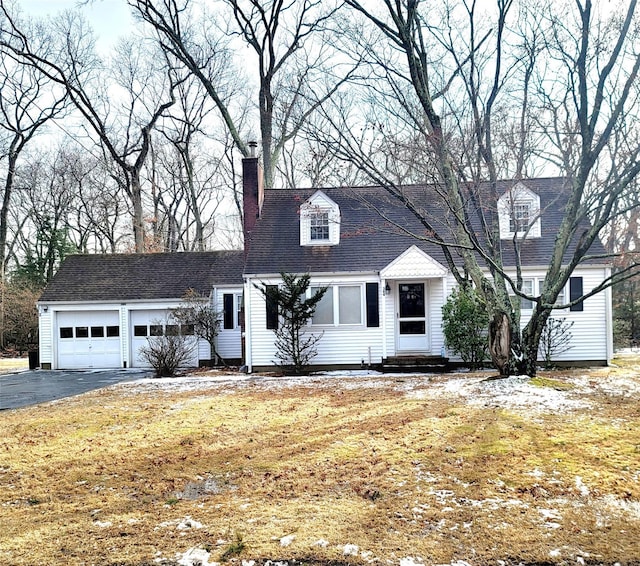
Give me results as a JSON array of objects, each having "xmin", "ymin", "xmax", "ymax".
[{"xmin": 242, "ymin": 141, "xmax": 264, "ymax": 256}]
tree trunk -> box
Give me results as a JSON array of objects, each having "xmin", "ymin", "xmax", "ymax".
[
  {"xmin": 130, "ymin": 173, "xmax": 145, "ymax": 253},
  {"xmin": 520, "ymin": 307, "xmax": 553, "ymax": 377},
  {"xmin": 488, "ymin": 311, "xmax": 511, "ymax": 376}
]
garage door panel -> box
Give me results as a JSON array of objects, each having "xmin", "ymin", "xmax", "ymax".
[
  {"xmin": 130, "ymin": 310, "xmax": 198, "ymax": 368},
  {"xmin": 56, "ymin": 311, "xmax": 121, "ymax": 369}
]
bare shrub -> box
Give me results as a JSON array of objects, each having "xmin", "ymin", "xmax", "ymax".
[{"xmin": 138, "ymin": 320, "xmax": 196, "ymax": 377}]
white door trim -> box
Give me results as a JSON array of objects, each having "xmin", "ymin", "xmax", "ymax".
[{"xmin": 395, "ymin": 280, "xmax": 430, "ymax": 354}]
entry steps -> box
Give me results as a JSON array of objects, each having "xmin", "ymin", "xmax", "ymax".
[{"xmin": 381, "ymin": 355, "xmax": 449, "ymax": 373}]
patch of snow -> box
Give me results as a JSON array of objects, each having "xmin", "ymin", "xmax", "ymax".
[
  {"xmin": 93, "ymin": 520, "xmax": 112, "ymax": 528},
  {"xmin": 177, "ymin": 516, "xmax": 203, "ymax": 530},
  {"xmin": 112, "ymin": 365, "xmax": 640, "ymax": 420},
  {"xmin": 575, "ymin": 476, "xmax": 590, "ymax": 497},
  {"xmin": 549, "ymin": 549, "xmax": 562, "ymax": 558},
  {"xmin": 314, "ymin": 538, "xmax": 329, "ymax": 547},
  {"xmin": 156, "ymin": 516, "xmax": 203, "ymax": 531},
  {"xmin": 598, "ymin": 494, "xmax": 640, "ymax": 519},
  {"xmin": 279, "ymin": 534, "xmax": 295, "ymax": 547},
  {"xmin": 176, "ymin": 547, "xmax": 217, "ymax": 566},
  {"xmin": 400, "ymin": 558, "xmax": 424, "ymax": 566},
  {"xmin": 343, "ymin": 543, "xmax": 359, "ymax": 556}
]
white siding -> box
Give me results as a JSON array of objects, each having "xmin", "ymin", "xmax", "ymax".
[
  {"xmin": 443, "ymin": 267, "xmax": 611, "ymax": 364},
  {"xmin": 246, "ymin": 275, "xmax": 384, "ymax": 370},
  {"xmin": 38, "ymin": 309, "xmax": 53, "ymax": 367},
  {"xmin": 383, "ymin": 287, "xmax": 395, "ymax": 357},
  {"xmin": 212, "ymin": 287, "xmax": 244, "ymax": 361},
  {"xmin": 120, "ymin": 305, "xmax": 129, "ymax": 368},
  {"xmin": 429, "ymin": 278, "xmax": 446, "ymax": 356},
  {"xmin": 524, "ymin": 267, "xmax": 609, "ymax": 362}
]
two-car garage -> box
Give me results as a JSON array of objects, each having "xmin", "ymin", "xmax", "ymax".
[
  {"xmin": 54, "ymin": 309, "xmax": 199, "ymax": 370},
  {"xmin": 37, "ymin": 251, "xmax": 246, "ymax": 371}
]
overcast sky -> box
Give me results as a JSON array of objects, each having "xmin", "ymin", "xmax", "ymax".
[{"xmin": 18, "ymin": 0, "xmax": 132, "ymax": 53}]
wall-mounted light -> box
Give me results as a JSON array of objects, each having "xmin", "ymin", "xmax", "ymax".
[
  {"xmin": 384, "ymin": 282, "xmax": 391, "ymax": 296},
  {"xmin": 42, "ymin": 305, "xmax": 48, "ymax": 313}
]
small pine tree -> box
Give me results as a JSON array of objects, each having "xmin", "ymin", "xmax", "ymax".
[
  {"xmin": 257, "ymin": 272, "xmax": 328, "ymax": 374},
  {"xmin": 442, "ymin": 283, "xmax": 490, "ymax": 369}
]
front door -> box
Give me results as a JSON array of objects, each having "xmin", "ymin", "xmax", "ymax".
[{"xmin": 396, "ymin": 282, "xmax": 429, "ymax": 353}]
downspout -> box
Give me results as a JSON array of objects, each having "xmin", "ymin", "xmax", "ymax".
[
  {"xmin": 381, "ymin": 276, "xmax": 387, "ymax": 360},
  {"xmin": 244, "ymin": 277, "xmax": 253, "ymax": 373},
  {"xmin": 604, "ymin": 267, "xmax": 613, "ymax": 365}
]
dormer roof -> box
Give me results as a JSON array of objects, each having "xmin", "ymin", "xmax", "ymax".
[
  {"xmin": 299, "ymin": 190, "xmax": 341, "ymax": 246},
  {"xmin": 498, "ymin": 182, "xmax": 541, "ymax": 239}
]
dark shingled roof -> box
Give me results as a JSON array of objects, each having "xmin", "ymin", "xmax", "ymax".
[
  {"xmin": 40, "ymin": 251, "xmax": 244, "ymax": 303},
  {"xmin": 244, "ymin": 178, "xmax": 609, "ymax": 275}
]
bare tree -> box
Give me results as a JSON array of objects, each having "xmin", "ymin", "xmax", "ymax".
[
  {"xmin": 129, "ymin": 0, "xmax": 356, "ymax": 189},
  {"xmin": 152, "ymin": 76, "xmax": 237, "ymax": 251},
  {"xmin": 0, "ymin": 15, "xmax": 68, "ymax": 274},
  {"xmin": 315, "ymin": 0, "xmax": 640, "ymax": 375},
  {"xmin": 0, "ymin": 5, "xmax": 183, "ymax": 251}
]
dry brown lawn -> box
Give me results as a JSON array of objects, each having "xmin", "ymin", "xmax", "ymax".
[{"xmin": 1, "ymin": 357, "xmax": 639, "ymax": 566}]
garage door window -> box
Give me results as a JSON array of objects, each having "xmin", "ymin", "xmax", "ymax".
[
  {"xmin": 91, "ymin": 326, "xmax": 105, "ymax": 337},
  {"xmin": 150, "ymin": 325, "xmax": 163, "ymax": 336},
  {"xmin": 106, "ymin": 326, "xmax": 119, "ymax": 337},
  {"xmin": 165, "ymin": 324, "xmax": 179, "ymax": 336},
  {"xmin": 134, "ymin": 325, "xmax": 148, "ymax": 337},
  {"xmin": 76, "ymin": 327, "xmax": 89, "ymax": 338},
  {"xmin": 182, "ymin": 324, "xmax": 195, "ymax": 335},
  {"xmin": 60, "ymin": 327, "xmax": 73, "ymax": 339}
]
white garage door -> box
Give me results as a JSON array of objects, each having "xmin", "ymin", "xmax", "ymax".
[
  {"xmin": 130, "ymin": 309, "xmax": 198, "ymax": 368},
  {"xmin": 56, "ymin": 311, "xmax": 121, "ymax": 369}
]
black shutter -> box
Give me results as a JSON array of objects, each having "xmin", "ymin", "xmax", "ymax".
[
  {"xmin": 366, "ymin": 282, "xmax": 380, "ymax": 327},
  {"xmin": 266, "ymin": 285, "xmax": 279, "ymax": 329},
  {"xmin": 569, "ymin": 277, "xmax": 584, "ymax": 312},
  {"xmin": 223, "ymin": 294, "xmax": 234, "ymax": 329}
]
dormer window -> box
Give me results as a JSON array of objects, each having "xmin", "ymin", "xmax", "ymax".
[
  {"xmin": 300, "ymin": 190, "xmax": 340, "ymax": 246},
  {"xmin": 498, "ymin": 183, "xmax": 541, "ymax": 239},
  {"xmin": 510, "ymin": 200, "xmax": 532, "ymax": 233},
  {"xmin": 310, "ymin": 212, "xmax": 330, "ymax": 241}
]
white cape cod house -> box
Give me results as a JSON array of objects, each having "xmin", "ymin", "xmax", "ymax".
[
  {"xmin": 240, "ymin": 156, "xmax": 613, "ymax": 372},
  {"xmin": 37, "ymin": 154, "xmax": 613, "ymax": 371}
]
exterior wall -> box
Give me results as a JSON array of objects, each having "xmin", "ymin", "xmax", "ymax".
[
  {"xmin": 429, "ymin": 277, "xmax": 446, "ymax": 357},
  {"xmin": 245, "ymin": 274, "xmax": 384, "ymax": 370},
  {"xmin": 245, "ymin": 265, "xmax": 611, "ymax": 372},
  {"xmin": 212, "ymin": 287, "xmax": 243, "ymax": 361},
  {"xmin": 38, "ymin": 288, "xmax": 245, "ymax": 370},
  {"xmin": 120, "ymin": 305, "xmax": 130, "ymax": 367},
  {"xmin": 516, "ymin": 267, "xmax": 611, "ymax": 363},
  {"xmin": 41, "ymin": 304, "xmax": 130, "ymax": 370},
  {"xmin": 38, "ymin": 308, "xmax": 53, "ymax": 369},
  {"xmin": 443, "ymin": 267, "xmax": 612, "ymax": 364}
]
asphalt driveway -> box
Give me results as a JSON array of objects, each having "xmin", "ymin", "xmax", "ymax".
[{"xmin": 0, "ymin": 368, "xmax": 152, "ymax": 410}]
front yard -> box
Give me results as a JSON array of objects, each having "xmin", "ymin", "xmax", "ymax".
[{"xmin": 0, "ymin": 358, "xmax": 639, "ymax": 566}]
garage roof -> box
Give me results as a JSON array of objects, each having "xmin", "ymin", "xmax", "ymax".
[{"xmin": 39, "ymin": 251, "xmax": 244, "ymax": 303}]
